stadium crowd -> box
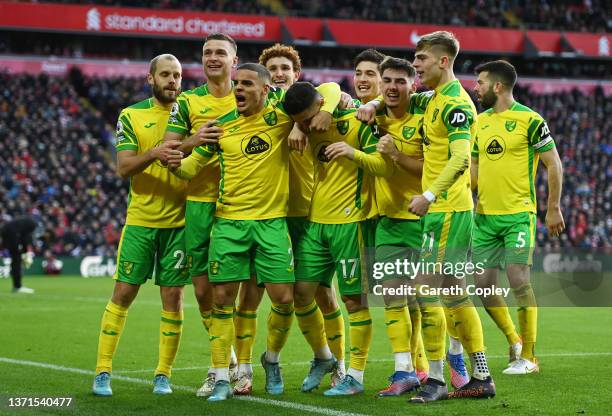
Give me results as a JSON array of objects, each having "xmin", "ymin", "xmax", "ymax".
[
  {"xmin": 0, "ymin": 70, "xmax": 609, "ymax": 258},
  {"xmin": 38, "ymin": 0, "xmax": 610, "ymax": 32}
]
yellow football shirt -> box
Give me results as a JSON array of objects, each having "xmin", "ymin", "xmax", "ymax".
[
  {"xmin": 375, "ymin": 96, "xmax": 425, "ymax": 220},
  {"xmin": 308, "ymin": 109, "xmax": 385, "ymax": 224},
  {"xmin": 115, "ymin": 98, "xmax": 187, "ymax": 228},
  {"xmin": 185, "ymin": 100, "xmax": 294, "ymax": 220},
  {"xmin": 422, "ymin": 80, "xmax": 476, "ymax": 212},
  {"xmin": 473, "ymin": 102, "xmax": 555, "ymax": 215},
  {"xmin": 288, "ymin": 149, "xmax": 314, "ymax": 217},
  {"xmin": 165, "ymin": 84, "xmax": 235, "ymax": 203}
]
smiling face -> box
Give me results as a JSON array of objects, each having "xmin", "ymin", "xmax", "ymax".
[
  {"xmin": 233, "ymin": 69, "xmax": 269, "ymax": 116},
  {"xmin": 381, "ymin": 68, "xmax": 414, "ymax": 110},
  {"xmin": 474, "ymin": 71, "xmax": 498, "ymax": 110},
  {"xmin": 202, "ymin": 39, "xmax": 237, "ymax": 82},
  {"xmin": 412, "ymin": 47, "xmax": 445, "ymax": 89},
  {"xmin": 265, "ymin": 56, "xmax": 300, "ymax": 90},
  {"xmin": 148, "ymin": 57, "xmax": 182, "ymax": 105},
  {"xmin": 354, "ymin": 61, "xmax": 381, "ymax": 102}
]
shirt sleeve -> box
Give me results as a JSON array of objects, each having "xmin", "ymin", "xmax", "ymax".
[
  {"xmin": 165, "ymin": 95, "xmax": 191, "ymax": 135},
  {"xmin": 442, "ymin": 100, "xmax": 475, "ymax": 142},
  {"xmin": 171, "ymin": 149, "xmax": 212, "ymax": 180},
  {"xmin": 471, "ymin": 137, "xmax": 479, "ymax": 158},
  {"xmin": 528, "ymin": 114, "xmax": 555, "ymax": 153},
  {"xmin": 316, "ymin": 82, "xmax": 341, "ymax": 114},
  {"xmin": 115, "ymin": 110, "xmax": 138, "ymax": 152},
  {"xmin": 426, "ymin": 139, "xmax": 471, "ymax": 197}
]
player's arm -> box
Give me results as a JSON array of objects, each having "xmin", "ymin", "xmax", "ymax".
[
  {"xmin": 116, "ymin": 142, "xmax": 182, "ymax": 179},
  {"xmin": 325, "ymin": 123, "xmax": 394, "ymax": 177},
  {"xmin": 308, "ymin": 82, "xmax": 342, "ymax": 132},
  {"xmin": 114, "ymin": 111, "xmax": 183, "ymax": 178},
  {"xmin": 167, "ymin": 145, "xmax": 214, "ymax": 180},
  {"xmin": 470, "ymin": 139, "xmax": 479, "ymax": 191},
  {"xmin": 376, "ymin": 134, "xmax": 423, "ymax": 175},
  {"xmin": 163, "ymin": 98, "xmax": 222, "ymax": 154},
  {"xmin": 409, "ymin": 104, "xmax": 474, "ymax": 216},
  {"xmin": 532, "ymin": 119, "xmax": 564, "ymax": 237}
]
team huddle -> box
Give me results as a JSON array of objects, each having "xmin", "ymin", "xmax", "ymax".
[{"xmin": 92, "ymin": 30, "xmax": 564, "ymax": 403}]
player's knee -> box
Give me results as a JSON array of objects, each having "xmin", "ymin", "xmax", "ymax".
[
  {"xmin": 161, "ymin": 286, "xmax": 184, "ymax": 311},
  {"xmin": 342, "ymin": 295, "xmax": 366, "ymax": 314},
  {"xmin": 314, "ymin": 289, "xmax": 338, "ymax": 314},
  {"xmin": 294, "ymin": 290, "xmax": 314, "ymax": 308}
]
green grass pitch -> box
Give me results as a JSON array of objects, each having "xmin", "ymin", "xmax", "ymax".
[{"xmin": 1, "ymin": 276, "xmax": 611, "ymax": 415}]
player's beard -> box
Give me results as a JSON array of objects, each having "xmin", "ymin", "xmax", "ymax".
[
  {"xmin": 480, "ymin": 89, "xmax": 497, "ymax": 110},
  {"xmin": 153, "ymin": 83, "xmax": 179, "ymax": 105}
]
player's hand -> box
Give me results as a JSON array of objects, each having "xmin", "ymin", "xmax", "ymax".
[
  {"xmin": 190, "ymin": 120, "xmax": 224, "ymax": 147},
  {"xmin": 546, "ymin": 207, "xmax": 565, "ymax": 237},
  {"xmin": 409, "ymin": 195, "xmax": 431, "ymax": 217},
  {"xmin": 338, "ymin": 92, "xmax": 355, "ymax": 109},
  {"xmin": 309, "ymin": 111, "xmax": 332, "ymax": 133},
  {"xmin": 166, "ymin": 149, "xmax": 183, "ymax": 170},
  {"xmin": 324, "ymin": 141, "xmax": 355, "ymax": 161},
  {"xmin": 356, "ymin": 102, "xmax": 377, "ymax": 125},
  {"xmin": 152, "ymin": 140, "xmax": 183, "ymax": 165},
  {"xmin": 376, "ymin": 134, "xmax": 399, "ymax": 159},
  {"xmin": 288, "ymin": 123, "xmax": 309, "ymax": 154}
]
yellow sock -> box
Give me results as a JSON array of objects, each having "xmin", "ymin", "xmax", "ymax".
[
  {"xmin": 210, "ymin": 305, "xmax": 234, "ymax": 369},
  {"xmin": 484, "ymin": 295, "xmax": 521, "ymax": 345},
  {"xmin": 384, "ymin": 306, "xmax": 411, "ymax": 353},
  {"xmin": 443, "ymin": 295, "xmax": 485, "ymax": 354},
  {"xmin": 348, "ymin": 309, "xmax": 372, "ymax": 371},
  {"xmin": 95, "ymin": 301, "xmax": 128, "ymax": 374},
  {"xmin": 408, "ymin": 303, "xmax": 428, "ymax": 373},
  {"xmin": 514, "ymin": 284, "xmax": 537, "ymax": 360},
  {"xmin": 267, "ymin": 303, "xmax": 294, "ymax": 353},
  {"xmin": 295, "ymin": 300, "xmax": 327, "ymax": 353},
  {"xmin": 155, "ymin": 309, "xmax": 183, "ymax": 377},
  {"xmin": 234, "ymin": 308, "xmax": 257, "ymax": 364},
  {"xmin": 200, "ymin": 309, "xmax": 212, "ymax": 333},
  {"xmin": 324, "ymin": 308, "xmax": 345, "ymax": 362},
  {"xmin": 416, "ymin": 288, "xmax": 446, "ymax": 361},
  {"xmin": 444, "ymin": 306, "xmax": 459, "ymax": 339}
]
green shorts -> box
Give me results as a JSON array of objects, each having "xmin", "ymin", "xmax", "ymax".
[
  {"xmin": 420, "ymin": 211, "xmax": 473, "ymax": 266},
  {"xmin": 208, "ymin": 218, "xmax": 294, "ymax": 285},
  {"xmin": 114, "ymin": 225, "xmax": 189, "ymax": 286},
  {"xmin": 185, "ymin": 200, "xmax": 216, "ymax": 278},
  {"xmin": 375, "ymin": 217, "xmax": 422, "ymax": 280},
  {"xmin": 287, "ymin": 216, "xmax": 310, "ymax": 248},
  {"xmin": 295, "ymin": 220, "xmax": 376, "ymax": 296},
  {"xmin": 473, "ymin": 212, "xmax": 536, "ymax": 267}
]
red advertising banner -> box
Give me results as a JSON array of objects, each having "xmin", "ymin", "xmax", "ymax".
[
  {"xmin": 283, "ymin": 17, "xmax": 324, "ymax": 43},
  {"xmin": 0, "ymin": 2, "xmax": 281, "ymax": 41},
  {"xmin": 326, "ymin": 20, "xmax": 524, "ymax": 53},
  {"xmin": 564, "ymin": 32, "xmax": 611, "ymax": 58},
  {"xmin": 2, "ymin": 56, "xmax": 611, "ymax": 95},
  {"xmin": 526, "ymin": 31, "xmax": 562, "ymax": 55}
]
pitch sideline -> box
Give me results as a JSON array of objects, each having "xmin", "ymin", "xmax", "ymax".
[{"xmin": 0, "ymin": 356, "xmax": 369, "ymax": 416}]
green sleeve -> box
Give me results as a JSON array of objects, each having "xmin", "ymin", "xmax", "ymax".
[
  {"xmin": 357, "ymin": 121, "xmax": 379, "ymax": 154},
  {"xmin": 442, "ymin": 101, "xmax": 475, "ymax": 142},
  {"xmin": 115, "ymin": 111, "xmax": 138, "ymax": 152},
  {"xmin": 165, "ymin": 95, "xmax": 191, "ymax": 135},
  {"xmin": 527, "ymin": 116, "xmax": 555, "ymax": 153}
]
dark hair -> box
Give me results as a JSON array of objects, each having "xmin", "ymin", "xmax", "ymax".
[
  {"xmin": 379, "ymin": 56, "xmax": 416, "ymax": 78},
  {"xmin": 259, "ymin": 43, "xmax": 302, "ymax": 72},
  {"xmin": 284, "ymin": 82, "xmax": 320, "ymax": 115},
  {"xmin": 149, "ymin": 54, "xmax": 179, "ymax": 76},
  {"xmin": 204, "ymin": 33, "xmax": 237, "ymax": 53},
  {"xmin": 354, "ymin": 48, "xmax": 386, "ymax": 68},
  {"xmin": 416, "ymin": 31, "xmax": 459, "ymax": 62},
  {"xmin": 475, "ymin": 60, "xmax": 517, "ymax": 90},
  {"xmin": 236, "ymin": 63, "xmax": 271, "ymax": 84}
]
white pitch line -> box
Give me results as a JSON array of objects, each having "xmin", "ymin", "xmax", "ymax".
[
  {"xmin": 113, "ymin": 352, "xmax": 612, "ymax": 375},
  {"xmin": 0, "ymin": 357, "xmax": 369, "ymax": 416}
]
